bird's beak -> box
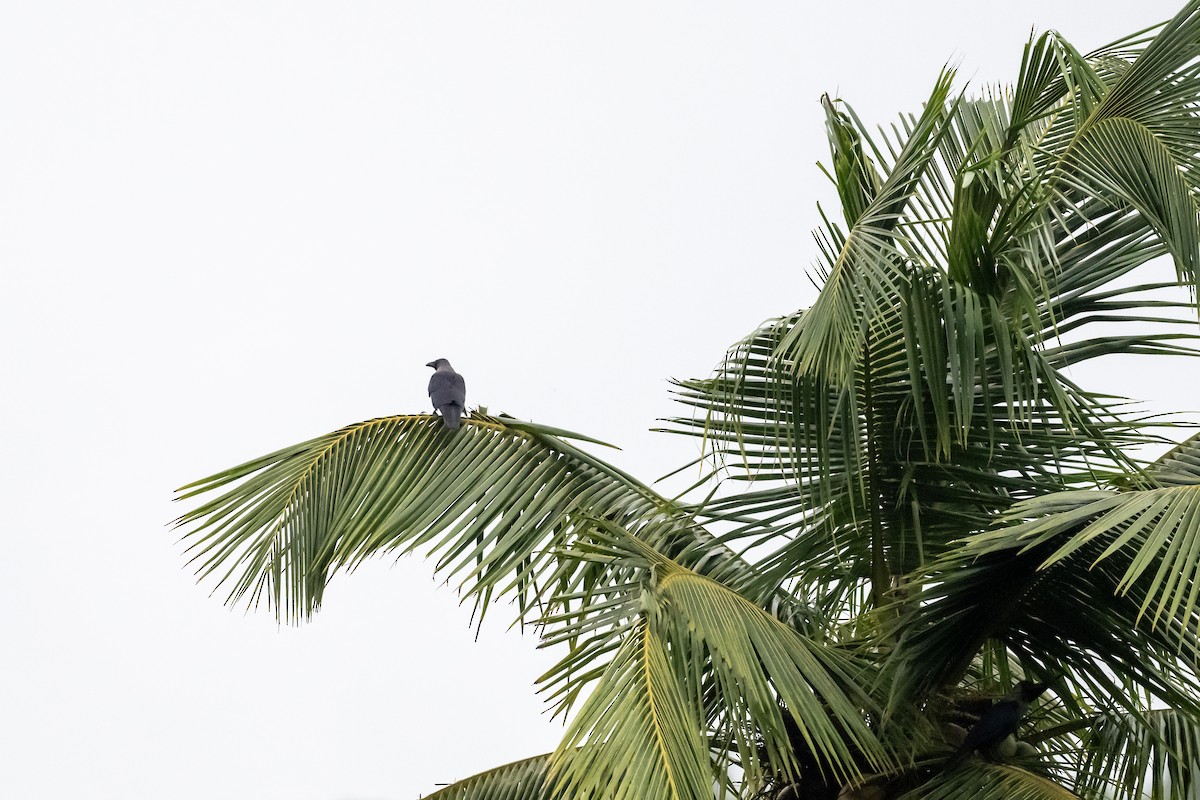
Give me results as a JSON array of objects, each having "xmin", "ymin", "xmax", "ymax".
[{"xmin": 425, "ymin": 361, "xmax": 436, "ymax": 368}]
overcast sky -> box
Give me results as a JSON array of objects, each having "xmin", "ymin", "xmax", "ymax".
[{"xmin": 1, "ymin": 2, "xmax": 1193, "ymax": 799}]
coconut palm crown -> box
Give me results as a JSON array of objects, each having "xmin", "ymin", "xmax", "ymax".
[{"xmin": 174, "ymin": 4, "xmax": 1200, "ymax": 798}]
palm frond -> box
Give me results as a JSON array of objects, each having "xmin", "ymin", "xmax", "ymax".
[
  {"xmin": 549, "ymin": 618, "xmax": 713, "ymax": 800},
  {"xmin": 888, "ymin": 493, "xmax": 1200, "ymax": 718},
  {"xmin": 1153, "ymin": 432, "xmax": 1200, "ymax": 485},
  {"xmin": 897, "ymin": 763, "xmax": 1078, "ymax": 800},
  {"xmin": 1034, "ymin": 2, "xmax": 1200, "ymax": 303},
  {"xmin": 778, "ymin": 71, "xmax": 958, "ymax": 386},
  {"xmin": 424, "ymin": 754, "xmax": 551, "ymax": 800},
  {"xmin": 1073, "ymin": 708, "xmax": 1200, "ymax": 800},
  {"xmin": 1016, "ymin": 484, "xmax": 1200, "ymax": 651},
  {"xmin": 645, "ymin": 534, "xmax": 887, "ymax": 777},
  {"xmin": 173, "ymin": 413, "xmax": 668, "ymax": 622},
  {"xmin": 175, "ymin": 412, "xmax": 783, "ymax": 623},
  {"xmin": 1063, "ymin": 117, "xmax": 1200, "ymax": 287},
  {"xmin": 543, "ymin": 525, "xmax": 888, "ymax": 794}
]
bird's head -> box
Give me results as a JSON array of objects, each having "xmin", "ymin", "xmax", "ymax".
[
  {"xmin": 1016, "ymin": 680, "xmax": 1050, "ymax": 702},
  {"xmin": 426, "ymin": 358, "xmax": 451, "ymax": 370}
]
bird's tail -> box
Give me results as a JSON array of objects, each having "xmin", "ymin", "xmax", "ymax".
[
  {"xmin": 442, "ymin": 405, "xmax": 462, "ymax": 429},
  {"xmin": 941, "ymin": 745, "xmax": 970, "ymax": 774}
]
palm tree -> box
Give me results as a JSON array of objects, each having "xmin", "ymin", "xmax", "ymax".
[{"xmin": 173, "ymin": 3, "xmax": 1200, "ymax": 798}]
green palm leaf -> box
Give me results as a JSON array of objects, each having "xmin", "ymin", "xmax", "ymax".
[
  {"xmin": 778, "ymin": 71, "xmax": 957, "ymax": 387},
  {"xmin": 173, "ymin": 413, "xmax": 772, "ymax": 629},
  {"xmin": 425, "ymin": 754, "xmax": 552, "ymax": 800},
  {"xmin": 1064, "ymin": 117, "xmax": 1200, "ymax": 285},
  {"xmin": 888, "ymin": 494, "xmax": 1200, "ymax": 719},
  {"xmin": 549, "ymin": 619, "xmax": 712, "ymax": 800},
  {"xmin": 1073, "ymin": 709, "xmax": 1200, "ymax": 799},
  {"xmin": 1015, "ymin": 484, "xmax": 1200, "ymax": 644},
  {"xmin": 898, "ymin": 763, "xmax": 1078, "ymax": 800},
  {"xmin": 542, "ymin": 526, "xmax": 888, "ymax": 795},
  {"xmin": 620, "ymin": 531, "xmax": 887, "ymax": 785},
  {"xmin": 174, "ymin": 413, "xmax": 661, "ymax": 622}
]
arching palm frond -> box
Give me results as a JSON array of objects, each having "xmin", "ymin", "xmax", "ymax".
[
  {"xmin": 898, "ymin": 763, "xmax": 1079, "ymax": 800},
  {"xmin": 424, "ymin": 754, "xmax": 552, "ymax": 800},
  {"xmin": 1014, "ymin": 485, "xmax": 1200, "ymax": 652},
  {"xmin": 992, "ymin": 435, "xmax": 1200, "ymax": 661},
  {"xmin": 174, "ymin": 413, "xmax": 765, "ymax": 626},
  {"xmin": 549, "ymin": 617, "xmax": 713, "ymax": 800},
  {"xmin": 1067, "ymin": 8, "xmax": 1200, "ymax": 283},
  {"xmin": 1062, "ymin": 117, "xmax": 1200, "ymax": 285},
  {"xmin": 543, "ymin": 526, "xmax": 889, "ymax": 798},
  {"xmin": 174, "ymin": 413, "xmax": 656, "ymax": 623}
]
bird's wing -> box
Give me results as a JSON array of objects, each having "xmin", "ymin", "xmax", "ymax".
[
  {"xmin": 429, "ymin": 371, "xmax": 466, "ymax": 408},
  {"xmin": 961, "ymin": 700, "xmax": 1021, "ymax": 751}
]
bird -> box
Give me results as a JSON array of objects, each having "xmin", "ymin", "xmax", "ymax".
[
  {"xmin": 943, "ymin": 680, "xmax": 1048, "ymax": 771},
  {"xmin": 426, "ymin": 358, "xmax": 466, "ymax": 429}
]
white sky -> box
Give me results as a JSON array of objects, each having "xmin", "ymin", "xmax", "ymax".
[{"xmin": 1, "ymin": 2, "xmax": 1194, "ymax": 799}]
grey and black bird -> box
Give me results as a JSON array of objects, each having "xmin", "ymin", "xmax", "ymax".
[
  {"xmin": 426, "ymin": 358, "xmax": 466, "ymax": 429},
  {"xmin": 944, "ymin": 680, "xmax": 1048, "ymax": 771}
]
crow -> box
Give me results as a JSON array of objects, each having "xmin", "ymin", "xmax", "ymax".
[
  {"xmin": 426, "ymin": 358, "xmax": 466, "ymax": 429},
  {"xmin": 944, "ymin": 681, "xmax": 1048, "ymax": 771}
]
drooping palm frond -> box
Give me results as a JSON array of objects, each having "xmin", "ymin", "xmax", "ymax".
[
  {"xmin": 548, "ymin": 617, "xmax": 713, "ymax": 800},
  {"xmin": 896, "ymin": 763, "xmax": 1079, "ymax": 800},
  {"xmin": 1060, "ymin": 118, "xmax": 1200, "ymax": 285},
  {"xmin": 542, "ymin": 526, "xmax": 889, "ymax": 798},
  {"xmin": 983, "ymin": 434, "xmax": 1200, "ymax": 660},
  {"xmin": 424, "ymin": 754, "xmax": 552, "ymax": 800},
  {"xmin": 1052, "ymin": 5, "xmax": 1200, "ymax": 292},
  {"xmin": 173, "ymin": 413, "xmax": 762, "ymax": 626},
  {"xmin": 174, "ymin": 414, "xmax": 637, "ymax": 622}
]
